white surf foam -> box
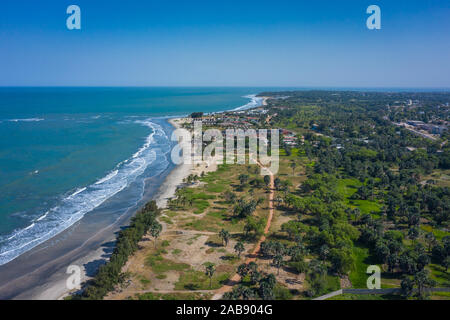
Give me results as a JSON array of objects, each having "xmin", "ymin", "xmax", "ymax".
[
  {"xmin": 68, "ymin": 187, "xmax": 87, "ymax": 199},
  {"xmin": 7, "ymin": 118, "xmax": 44, "ymax": 122},
  {"xmin": 95, "ymin": 170, "xmax": 118, "ymax": 185},
  {"xmin": 210, "ymin": 94, "xmax": 264, "ymax": 115},
  {"xmin": 0, "ymin": 119, "xmax": 169, "ymax": 266},
  {"xmin": 231, "ymin": 94, "xmax": 264, "ymax": 111}
]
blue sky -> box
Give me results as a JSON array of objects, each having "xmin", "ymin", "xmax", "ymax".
[{"xmin": 0, "ymin": 0, "xmax": 449, "ymax": 87}]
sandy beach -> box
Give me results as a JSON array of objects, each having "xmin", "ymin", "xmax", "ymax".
[
  {"xmin": 42, "ymin": 116, "xmax": 221, "ymax": 300},
  {"xmin": 0, "ymin": 96, "xmax": 262, "ymax": 301},
  {"xmin": 0, "ymin": 117, "xmax": 194, "ymax": 300},
  {"xmin": 54, "ymin": 118, "xmax": 198, "ymax": 300},
  {"xmin": 260, "ymin": 96, "xmax": 270, "ymax": 106},
  {"xmin": 154, "ymin": 118, "xmax": 192, "ymax": 209}
]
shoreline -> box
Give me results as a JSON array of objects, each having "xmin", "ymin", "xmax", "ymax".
[
  {"xmin": 41, "ymin": 118, "xmax": 194, "ymax": 300},
  {"xmin": 0, "ymin": 118, "xmax": 184, "ymax": 300},
  {"xmin": 56, "ymin": 118, "xmax": 195, "ymax": 300},
  {"xmin": 154, "ymin": 118, "xmax": 193, "ymax": 210},
  {"xmin": 0, "ymin": 94, "xmax": 265, "ymax": 300}
]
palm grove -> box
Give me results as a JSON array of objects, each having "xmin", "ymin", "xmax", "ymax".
[{"xmin": 225, "ymin": 90, "xmax": 449, "ymax": 299}]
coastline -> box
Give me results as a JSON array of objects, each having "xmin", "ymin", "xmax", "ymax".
[
  {"xmin": 26, "ymin": 118, "xmax": 195, "ymax": 300},
  {"xmin": 154, "ymin": 118, "xmax": 193, "ymax": 210},
  {"xmin": 53, "ymin": 118, "xmax": 195, "ymax": 300},
  {"xmin": 154, "ymin": 117, "xmax": 218, "ymax": 210},
  {"xmin": 0, "ymin": 94, "xmax": 264, "ymax": 300},
  {"xmin": 0, "ymin": 118, "xmax": 185, "ymax": 300}
]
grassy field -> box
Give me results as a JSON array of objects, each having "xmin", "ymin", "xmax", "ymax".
[
  {"xmin": 178, "ymin": 164, "xmax": 270, "ymax": 234},
  {"xmin": 105, "ymin": 161, "xmax": 277, "ymax": 299},
  {"xmin": 145, "ymin": 251, "xmax": 190, "ymax": 274},
  {"xmin": 336, "ymin": 178, "xmax": 383, "ymax": 215},
  {"xmin": 349, "ymin": 244, "xmax": 372, "ymax": 288},
  {"xmin": 422, "ymin": 169, "xmax": 450, "ymax": 188},
  {"xmin": 175, "ymin": 269, "xmax": 231, "ymax": 290},
  {"xmin": 420, "ymin": 225, "xmax": 450, "ymax": 241},
  {"xmin": 325, "ymin": 274, "xmax": 341, "ymax": 292},
  {"xmin": 428, "ymin": 263, "xmax": 450, "ymax": 287}
]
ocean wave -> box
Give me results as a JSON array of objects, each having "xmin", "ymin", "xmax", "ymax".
[
  {"xmin": 232, "ymin": 94, "xmax": 264, "ymax": 111},
  {"xmin": 68, "ymin": 187, "xmax": 87, "ymax": 199},
  {"xmin": 95, "ymin": 170, "xmax": 118, "ymax": 185},
  {"xmin": 6, "ymin": 118, "xmax": 44, "ymax": 122},
  {"xmin": 208, "ymin": 94, "xmax": 264, "ymax": 115},
  {"xmin": 0, "ymin": 119, "xmax": 169, "ymax": 266}
]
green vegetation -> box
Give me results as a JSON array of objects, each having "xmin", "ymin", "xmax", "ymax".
[
  {"xmin": 175, "ymin": 269, "xmax": 230, "ymax": 290},
  {"xmin": 258, "ymin": 90, "xmax": 450, "ymax": 299},
  {"xmin": 172, "ymin": 249, "xmax": 182, "ymax": 255},
  {"xmin": 85, "ymin": 90, "xmax": 450, "ymax": 301},
  {"xmin": 139, "ymin": 277, "xmax": 151, "ymax": 286},
  {"xmin": 75, "ymin": 201, "xmax": 162, "ymax": 300},
  {"xmin": 145, "ymin": 252, "xmax": 190, "ymax": 274},
  {"xmin": 349, "ymin": 245, "xmax": 373, "ymax": 288}
]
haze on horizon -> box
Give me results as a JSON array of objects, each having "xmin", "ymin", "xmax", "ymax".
[{"xmin": 0, "ymin": 0, "xmax": 449, "ymax": 88}]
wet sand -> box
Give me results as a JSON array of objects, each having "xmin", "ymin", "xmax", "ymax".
[{"xmin": 0, "ymin": 118, "xmax": 192, "ymax": 300}]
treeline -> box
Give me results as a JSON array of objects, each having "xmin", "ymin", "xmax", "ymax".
[
  {"xmin": 72, "ymin": 201, "xmax": 161, "ymax": 300},
  {"xmin": 259, "ymin": 90, "xmax": 450, "ymax": 114},
  {"xmin": 190, "ymin": 112, "xmax": 204, "ymax": 118}
]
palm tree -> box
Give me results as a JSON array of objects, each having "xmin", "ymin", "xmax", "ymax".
[
  {"xmin": 237, "ymin": 264, "xmax": 248, "ymax": 278},
  {"xmin": 264, "ymin": 175, "xmax": 271, "ymax": 190},
  {"xmin": 408, "ymin": 227, "xmax": 419, "ymax": 242},
  {"xmin": 414, "ymin": 270, "xmax": 435, "ymax": 299},
  {"xmin": 353, "ymin": 208, "xmax": 361, "ymax": 222},
  {"xmin": 290, "ymin": 160, "xmax": 297, "ymax": 176},
  {"xmin": 205, "ymin": 264, "xmax": 216, "ymax": 289},
  {"xmin": 250, "ymin": 270, "xmax": 262, "ymax": 285},
  {"xmin": 219, "ymin": 229, "xmax": 230, "ymax": 247},
  {"xmin": 234, "ymin": 241, "xmax": 245, "ymax": 258},
  {"xmin": 150, "ymin": 222, "xmax": 162, "ymax": 248},
  {"xmin": 180, "ymin": 196, "xmax": 187, "ymax": 207},
  {"xmin": 444, "ymin": 256, "xmax": 450, "ymax": 272},
  {"xmin": 275, "ymin": 196, "xmax": 283, "ymax": 207},
  {"xmin": 400, "ymin": 276, "xmax": 414, "ymax": 298},
  {"xmin": 425, "ymin": 232, "xmax": 436, "ymax": 253},
  {"xmin": 273, "ymin": 254, "xmax": 283, "ymax": 275},
  {"xmin": 256, "ymin": 197, "xmax": 265, "ymax": 207},
  {"xmin": 238, "ymin": 174, "xmax": 249, "ymax": 187}
]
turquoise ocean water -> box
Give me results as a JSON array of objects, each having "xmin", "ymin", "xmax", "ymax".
[{"xmin": 0, "ymin": 87, "xmax": 266, "ymax": 265}]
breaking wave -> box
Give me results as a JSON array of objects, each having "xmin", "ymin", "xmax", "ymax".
[{"xmin": 0, "ymin": 119, "xmax": 169, "ymax": 266}]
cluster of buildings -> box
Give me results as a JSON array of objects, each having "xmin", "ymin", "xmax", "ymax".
[
  {"xmin": 280, "ymin": 129, "xmax": 299, "ymax": 146},
  {"xmin": 198, "ymin": 108, "xmax": 269, "ymax": 129},
  {"xmin": 189, "ymin": 108, "xmax": 300, "ymax": 148},
  {"xmin": 406, "ymin": 120, "xmax": 448, "ymax": 135}
]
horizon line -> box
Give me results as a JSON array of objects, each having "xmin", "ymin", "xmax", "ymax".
[{"xmin": 1, "ymin": 85, "xmax": 450, "ymax": 91}]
